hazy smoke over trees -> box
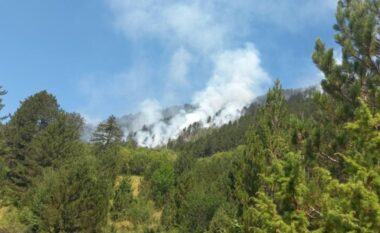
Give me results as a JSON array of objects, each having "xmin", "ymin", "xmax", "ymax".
[{"xmin": 127, "ymin": 45, "xmax": 270, "ymax": 147}]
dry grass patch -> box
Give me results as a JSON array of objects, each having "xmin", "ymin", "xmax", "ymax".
[{"xmin": 130, "ymin": 176, "xmax": 143, "ymax": 197}]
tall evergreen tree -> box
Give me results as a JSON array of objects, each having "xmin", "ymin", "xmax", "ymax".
[
  {"xmin": 308, "ymin": 1, "xmax": 380, "ymax": 231},
  {"xmin": 91, "ymin": 115, "xmax": 123, "ymax": 146},
  {"xmin": 5, "ymin": 91, "xmax": 60, "ymax": 189},
  {"xmin": 243, "ymin": 192, "xmax": 292, "ymax": 233},
  {"xmin": 91, "ymin": 115, "xmax": 124, "ymax": 184},
  {"xmin": 29, "ymin": 112, "xmax": 84, "ymax": 168},
  {"xmin": 0, "ymin": 86, "xmax": 7, "ymax": 121},
  {"xmin": 255, "ymin": 80, "xmax": 289, "ymax": 159},
  {"xmin": 235, "ymin": 80, "xmax": 289, "ymax": 204},
  {"xmin": 26, "ymin": 156, "xmax": 112, "ymax": 233},
  {"xmin": 6, "ymin": 91, "xmax": 60, "ymax": 149},
  {"xmin": 0, "ymin": 86, "xmax": 8, "ymax": 197},
  {"xmin": 313, "ymin": 0, "xmax": 380, "ymax": 113}
]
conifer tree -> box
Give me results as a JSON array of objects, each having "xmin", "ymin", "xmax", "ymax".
[
  {"xmin": 26, "ymin": 156, "xmax": 112, "ymax": 232},
  {"xmin": 308, "ymin": 2, "xmax": 380, "ymax": 231},
  {"xmin": 235, "ymin": 80, "xmax": 289, "ymax": 203},
  {"xmin": 91, "ymin": 115, "xmax": 124, "ymax": 184},
  {"xmin": 206, "ymin": 208, "xmax": 236, "ymax": 233},
  {"xmin": 29, "ymin": 112, "xmax": 84, "ymax": 168},
  {"xmin": 0, "ymin": 87, "xmax": 10, "ymax": 198},
  {"xmin": 235, "ymin": 132, "xmax": 266, "ymax": 205},
  {"xmin": 345, "ymin": 99, "xmax": 380, "ymax": 167},
  {"xmin": 5, "ymin": 91, "xmax": 60, "ymax": 189},
  {"xmin": 255, "ymin": 80, "xmax": 289, "ymax": 159},
  {"xmin": 6, "ymin": 91, "xmax": 60, "ymax": 149},
  {"xmin": 313, "ymin": 0, "xmax": 380, "ymax": 112},
  {"xmin": 0, "ymin": 86, "xmax": 7, "ymax": 121},
  {"xmin": 91, "ymin": 115, "xmax": 123, "ymax": 146},
  {"xmin": 243, "ymin": 192, "xmax": 292, "ymax": 233}
]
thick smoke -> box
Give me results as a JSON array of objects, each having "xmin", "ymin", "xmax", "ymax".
[
  {"xmin": 129, "ymin": 44, "xmax": 270, "ymax": 147},
  {"xmin": 105, "ymin": 0, "xmax": 272, "ymax": 147}
]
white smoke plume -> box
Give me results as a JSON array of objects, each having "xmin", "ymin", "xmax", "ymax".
[
  {"xmin": 77, "ymin": 0, "xmax": 338, "ymax": 146},
  {"xmin": 105, "ymin": 0, "xmax": 272, "ymax": 147},
  {"xmin": 129, "ymin": 44, "xmax": 270, "ymax": 147}
]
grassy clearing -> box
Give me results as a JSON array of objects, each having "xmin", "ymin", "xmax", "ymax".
[
  {"xmin": 130, "ymin": 176, "xmax": 142, "ymax": 197},
  {"xmin": 0, "ymin": 205, "xmax": 26, "ymax": 233}
]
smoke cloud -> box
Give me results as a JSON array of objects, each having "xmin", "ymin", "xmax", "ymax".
[
  {"xmin": 105, "ymin": 0, "xmax": 275, "ymax": 147},
  {"xmin": 128, "ymin": 44, "xmax": 270, "ymax": 147}
]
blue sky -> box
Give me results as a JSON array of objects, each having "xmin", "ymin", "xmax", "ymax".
[{"xmin": 0, "ymin": 0, "xmax": 338, "ymax": 122}]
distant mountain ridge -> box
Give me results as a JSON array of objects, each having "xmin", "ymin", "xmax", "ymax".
[{"xmin": 82, "ymin": 86, "xmax": 319, "ymax": 147}]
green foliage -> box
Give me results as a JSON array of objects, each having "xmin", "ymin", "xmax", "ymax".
[
  {"xmin": 97, "ymin": 145, "xmax": 124, "ymax": 183},
  {"xmin": 91, "ymin": 116, "xmax": 126, "ymax": 184},
  {"xmin": 29, "ymin": 112, "xmax": 84, "ymax": 168},
  {"xmin": 0, "ymin": 125, "xmax": 9, "ymax": 197},
  {"xmin": 178, "ymin": 189, "xmax": 224, "ymax": 233},
  {"xmin": 111, "ymin": 177, "xmax": 134, "ymax": 220},
  {"xmin": 1, "ymin": 1, "xmax": 380, "ymax": 231},
  {"xmin": 169, "ymin": 118, "xmax": 250, "ymax": 158},
  {"xmin": 6, "ymin": 91, "xmax": 60, "ymax": 151},
  {"xmin": 321, "ymin": 180, "xmax": 380, "ymax": 232},
  {"xmin": 278, "ymin": 153, "xmax": 308, "ymax": 214},
  {"xmin": 24, "ymin": 155, "xmax": 112, "ymax": 233},
  {"xmin": 125, "ymin": 197, "xmax": 155, "ymax": 225},
  {"xmin": 168, "ymin": 152, "xmax": 235, "ymax": 233},
  {"xmin": 150, "ymin": 164, "xmax": 175, "ymax": 205},
  {"xmin": 234, "ymin": 81, "xmax": 291, "ymax": 206},
  {"xmin": 174, "ymin": 151, "xmax": 196, "ymax": 175},
  {"xmin": 0, "ymin": 157, "xmax": 5, "ymax": 195},
  {"xmin": 0, "ymin": 205, "xmax": 27, "ymax": 232},
  {"xmin": 3, "ymin": 91, "xmax": 82, "ymax": 192},
  {"xmin": 345, "ymin": 99, "xmax": 380, "ymax": 166},
  {"xmin": 91, "ymin": 115, "xmax": 123, "ymax": 146},
  {"xmin": 243, "ymin": 192, "xmax": 292, "ymax": 233},
  {"xmin": 206, "ymin": 207, "xmax": 239, "ymax": 233},
  {"xmin": 0, "ymin": 86, "xmax": 7, "ymax": 121},
  {"xmin": 168, "ymin": 86, "xmax": 318, "ymax": 159},
  {"xmin": 313, "ymin": 0, "xmax": 380, "ymax": 112},
  {"xmin": 122, "ymin": 147, "xmax": 176, "ymax": 177}
]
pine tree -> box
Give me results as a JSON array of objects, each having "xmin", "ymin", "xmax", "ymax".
[
  {"xmin": 6, "ymin": 91, "xmax": 60, "ymax": 149},
  {"xmin": 5, "ymin": 91, "xmax": 60, "ymax": 189},
  {"xmin": 243, "ymin": 192, "xmax": 292, "ymax": 233},
  {"xmin": 234, "ymin": 132, "xmax": 266, "ymax": 206},
  {"xmin": 91, "ymin": 115, "xmax": 123, "ymax": 146},
  {"xmin": 276, "ymin": 152, "xmax": 309, "ymax": 232},
  {"xmin": 26, "ymin": 155, "xmax": 112, "ymax": 232},
  {"xmin": 313, "ymin": 0, "xmax": 380, "ymax": 113},
  {"xmin": 29, "ymin": 112, "xmax": 84, "ymax": 168},
  {"xmin": 91, "ymin": 115, "xmax": 124, "ymax": 185},
  {"xmin": 235, "ymin": 80, "xmax": 289, "ymax": 202},
  {"xmin": 314, "ymin": 167, "xmax": 380, "ymax": 232},
  {"xmin": 309, "ymin": 2, "xmax": 380, "ymax": 230},
  {"xmin": 345, "ymin": 99, "xmax": 380, "ymax": 167},
  {"xmin": 255, "ymin": 80, "xmax": 289, "ymax": 159},
  {"xmin": 0, "ymin": 86, "xmax": 7, "ymax": 121},
  {"xmin": 0, "ymin": 86, "xmax": 7, "ymax": 194},
  {"xmin": 206, "ymin": 208, "xmax": 236, "ymax": 233}
]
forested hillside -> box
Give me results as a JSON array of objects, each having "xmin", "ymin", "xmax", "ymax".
[{"xmin": 1, "ymin": 0, "xmax": 380, "ymax": 232}]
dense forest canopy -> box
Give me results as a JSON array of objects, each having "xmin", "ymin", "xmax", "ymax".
[{"xmin": 1, "ymin": 0, "xmax": 380, "ymax": 232}]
